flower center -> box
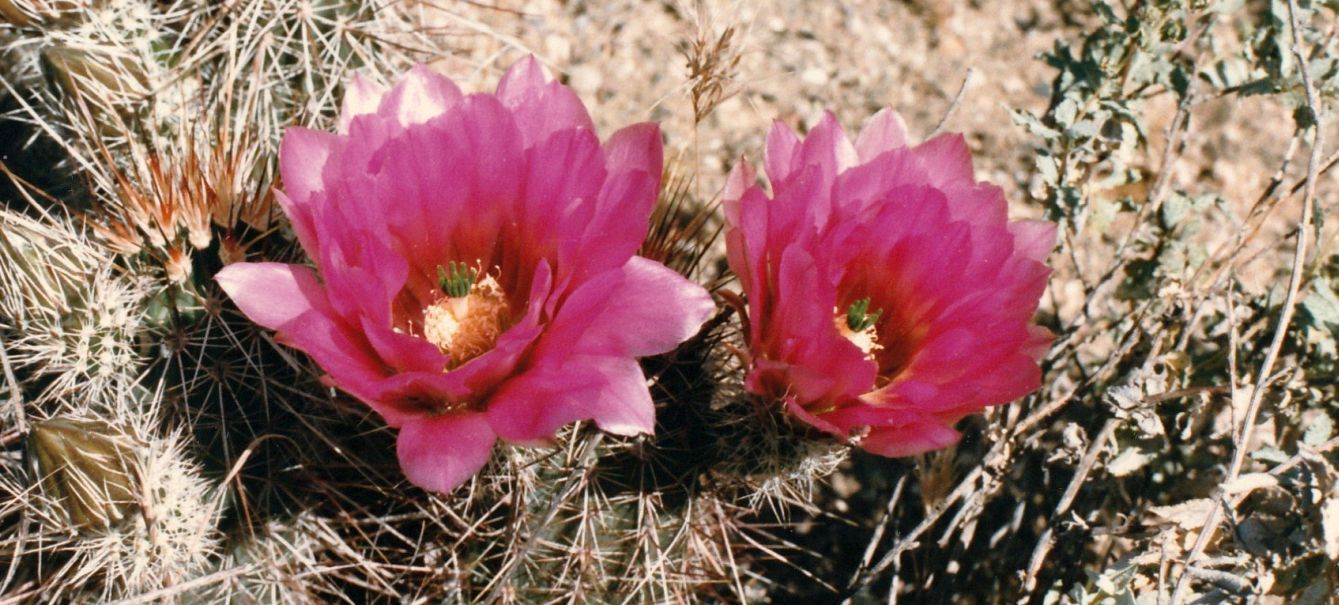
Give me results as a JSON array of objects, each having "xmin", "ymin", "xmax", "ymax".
[
  {"xmin": 836, "ymin": 298, "xmax": 883, "ymax": 360},
  {"xmin": 423, "ymin": 263, "xmax": 510, "ymax": 368}
]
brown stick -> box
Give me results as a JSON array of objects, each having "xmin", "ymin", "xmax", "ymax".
[{"xmin": 1023, "ymin": 418, "xmax": 1118, "ymax": 592}]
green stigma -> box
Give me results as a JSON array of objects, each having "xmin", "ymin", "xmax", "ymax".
[
  {"xmin": 437, "ymin": 262, "xmax": 477, "ymax": 298},
  {"xmin": 845, "ymin": 298, "xmax": 883, "ymax": 332}
]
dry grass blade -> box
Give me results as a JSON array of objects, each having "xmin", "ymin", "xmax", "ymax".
[{"xmin": 640, "ymin": 157, "xmax": 724, "ymax": 284}]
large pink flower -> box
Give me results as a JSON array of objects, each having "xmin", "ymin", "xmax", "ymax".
[
  {"xmin": 723, "ymin": 110, "xmax": 1054, "ymax": 456},
  {"xmin": 216, "ymin": 58, "xmax": 715, "ymax": 494}
]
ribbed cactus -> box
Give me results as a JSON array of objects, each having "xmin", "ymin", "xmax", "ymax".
[
  {"xmin": 3, "ymin": 1, "xmax": 442, "ymax": 600},
  {"xmin": 181, "ymin": 516, "xmax": 326, "ymax": 603},
  {"xmin": 0, "ymin": 209, "xmax": 147, "ymax": 412},
  {"xmin": 1, "ymin": 418, "xmax": 221, "ymax": 601}
]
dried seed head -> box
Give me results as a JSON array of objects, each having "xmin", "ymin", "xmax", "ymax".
[
  {"xmin": 83, "ymin": 124, "xmax": 278, "ymax": 274},
  {"xmin": 27, "ymin": 418, "xmax": 139, "ymax": 531},
  {"xmin": 683, "ymin": 23, "xmax": 742, "ymax": 124}
]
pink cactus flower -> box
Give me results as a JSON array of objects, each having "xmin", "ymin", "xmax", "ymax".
[
  {"xmin": 216, "ymin": 58, "xmax": 715, "ymax": 494},
  {"xmin": 723, "ymin": 110, "xmax": 1054, "ymax": 457}
]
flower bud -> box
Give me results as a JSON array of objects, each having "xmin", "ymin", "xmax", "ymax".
[
  {"xmin": 40, "ymin": 43, "xmax": 149, "ymax": 105},
  {"xmin": 28, "ymin": 418, "xmax": 139, "ymax": 531}
]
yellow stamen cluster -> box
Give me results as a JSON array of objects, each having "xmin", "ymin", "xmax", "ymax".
[{"xmin": 423, "ymin": 274, "xmax": 510, "ymax": 368}]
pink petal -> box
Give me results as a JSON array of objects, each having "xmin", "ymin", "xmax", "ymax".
[
  {"xmin": 861, "ymin": 421, "xmax": 961, "ymax": 457},
  {"xmin": 758, "ymin": 114, "xmax": 856, "ymax": 237},
  {"xmin": 798, "ymin": 111, "xmax": 858, "ymax": 175},
  {"xmin": 274, "ymin": 189, "xmax": 319, "ymax": 260},
  {"xmin": 309, "ymin": 206, "xmax": 408, "ymax": 325},
  {"xmin": 366, "ymin": 315, "xmax": 546, "ymax": 413},
  {"xmin": 766, "ymin": 246, "xmax": 877, "ymax": 401},
  {"xmin": 721, "ymin": 158, "xmax": 756, "ymax": 225},
  {"xmin": 486, "ymin": 355, "xmax": 656, "ymax": 442},
  {"xmin": 828, "ymin": 148, "xmax": 923, "ymax": 222},
  {"xmin": 560, "ymin": 123, "xmax": 663, "ymax": 279},
  {"xmin": 359, "ymin": 316, "xmax": 446, "ymax": 374},
  {"xmin": 279, "ymin": 127, "xmax": 340, "ymax": 207},
  {"xmin": 912, "ymin": 133, "xmax": 975, "ymax": 185},
  {"xmin": 495, "ymin": 55, "xmax": 595, "ymax": 148},
  {"xmin": 370, "ymin": 373, "xmax": 471, "ymax": 415},
  {"xmin": 768, "ymin": 163, "xmax": 831, "ymax": 247},
  {"xmin": 1023, "ymin": 324, "xmax": 1054, "ymax": 359},
  {"xmin": 764, "ymin": 120, "xmax": 802, "ymax": 184},
  {"xmin": 604, "ymin": 123, "xmax": 663, "ymax": 185},
  {"xmin": 396, "ymin": 412, "xmax": 496, "ymax": 494},
  {"xmin": 274, "ymin": 309, "xmax": 398, "ymax": 416},
  {"xmin": 942, "ymin": 183, "xmax": 1009, "ymax": 228},
  {"xmin": 820, "ymin": 399, "xmax": 932, "ymax": 426},
  {"xmin": 511, "ymin": 127, "xmax": 605, "ymax": 279},
  {"xmin": 783, "ymin": 396, "xmax": 845, "ymax": 436},
  {"xmin": 217, "ymin": 263, "xmax": 402, "ymax": 420},
  {"xmin": 539, "ymin": 257, "xmax": 714, "ymax": 358},
  {"xmin": 369, "ymin": 95, "xmax": 524, "ymax": 273},
  {"xmin": 561, "ymin": 168, "xmax": 659, "ymax": 284},
  {"xmin": 437, "ymin": 94, "xmax": 526, "ymax": 225},
  {"xmin": 855, "ymin": 108, "xmax": 909, "ymax": 162},
  {"xmin": 724, "ymin": 225, "xmax": 755, "ymax": 299},
  {"xmin": 494, "ymin": 55, "xmax": 547, "ymax": 98},
  {"xmin": 215, "ymin": 262, "xmax": 326, "ymax": 330},
  {"xmin": 725, "ymin": 185, "xmax": 773, "ymax": 321},
  {"xmin": 376, "ymin": 64, "xmax": 464, "ymax": 127},
  {"xmin": 340, "ymin": 112, "xmax": 400, "ymax": 175},
  {"xmin": 1009, "ymin": 219, "xmax": 1057, "ymax": 263},
  {"xmin": 338, "ymin": 73, "xmax": 388, "ymax": 132}
]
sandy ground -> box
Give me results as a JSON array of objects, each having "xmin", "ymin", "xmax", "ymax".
[
  {"xmin": 419, "ymin": 0, "xmax": 1072, "ymax": 215},
  {"xmin": 416, "ymin": 1, "xmax": 1325, "ymax": 298}
]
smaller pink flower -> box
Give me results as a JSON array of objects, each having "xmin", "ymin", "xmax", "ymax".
[
  {"xmin": 724, "ymin": 110, "xmax": 1054, "ymax": 456},
  {"xmin": 217, "ymin": 58, "xmax": 715, "ymax": 494}
]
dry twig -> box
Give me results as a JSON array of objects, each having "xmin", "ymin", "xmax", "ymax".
[{"xmin": 1168, "ymin": 1, "xmax": 1325, "ymax": 601}]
